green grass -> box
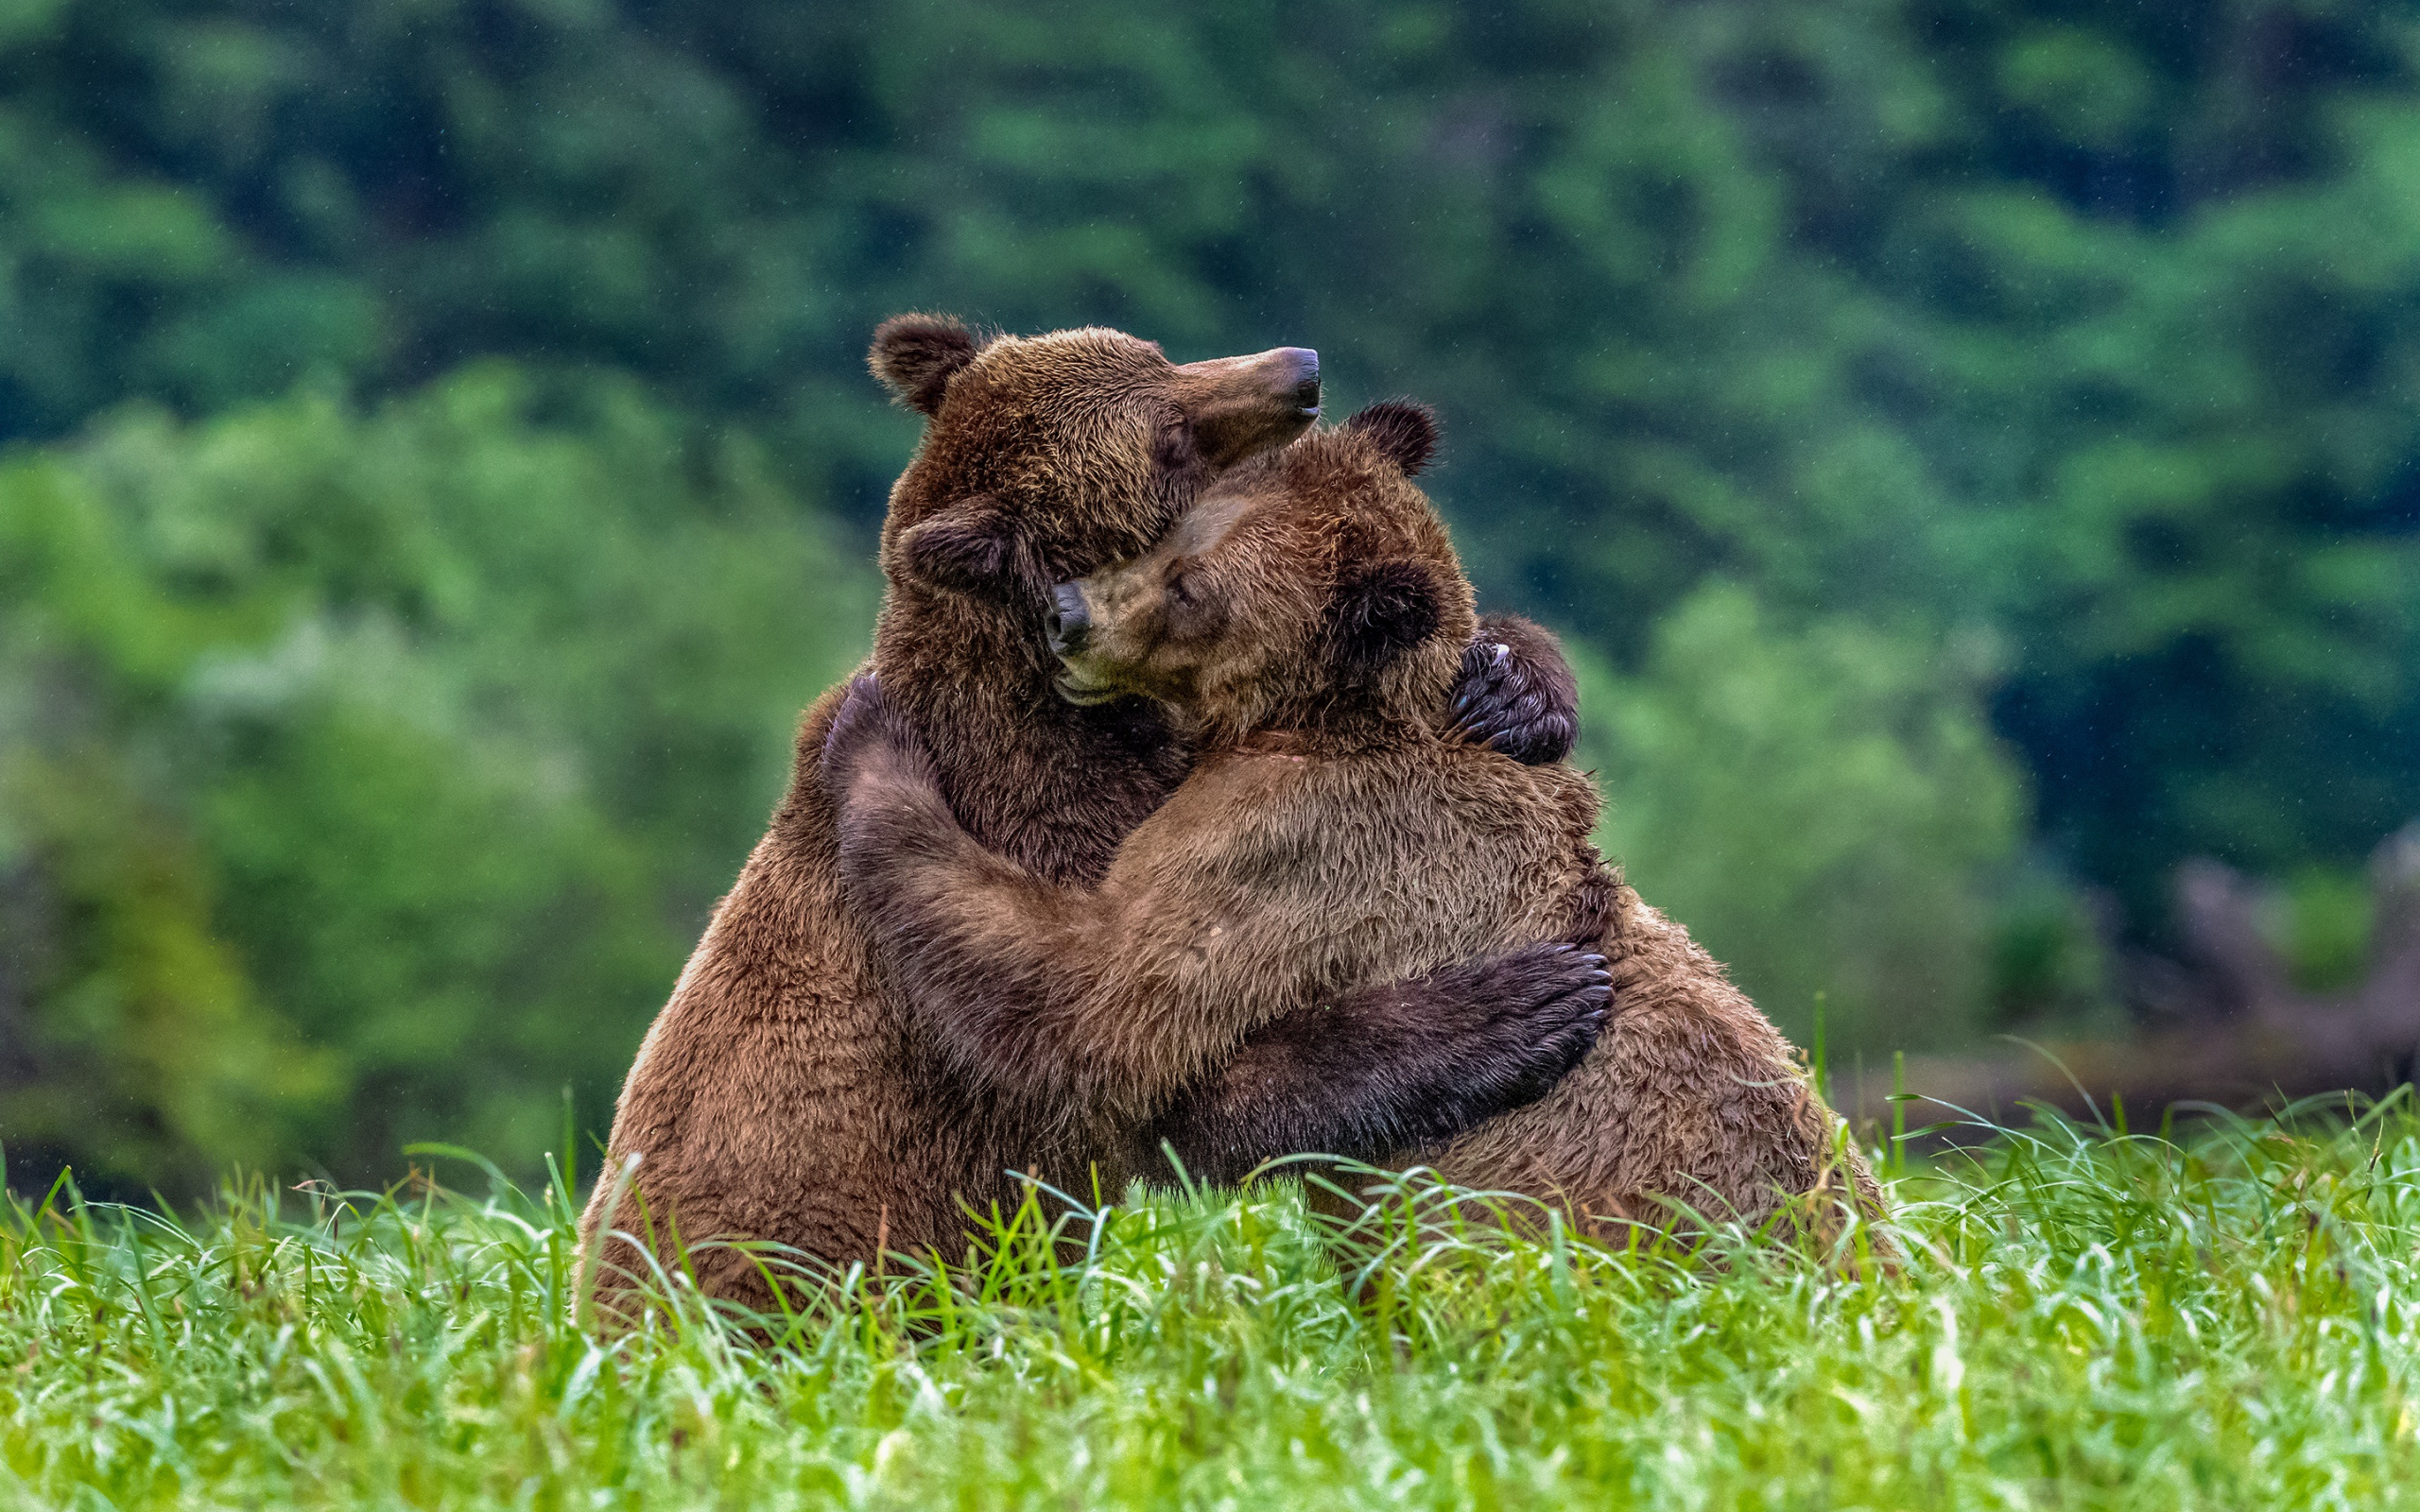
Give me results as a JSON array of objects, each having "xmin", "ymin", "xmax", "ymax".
[{"xmin": 7, "ymin": 1103, "xmax": 2420, "ymax": 1510}]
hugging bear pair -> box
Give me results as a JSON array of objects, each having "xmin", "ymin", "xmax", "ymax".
[{"xmin": 583, "ymin": 318, "xmax": 1882, "ymax": 1315}]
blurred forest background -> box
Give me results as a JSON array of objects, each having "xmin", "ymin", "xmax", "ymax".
[{"xmin": 4, "ymin": 0, "xmax": 2417, "ymax": 1193}]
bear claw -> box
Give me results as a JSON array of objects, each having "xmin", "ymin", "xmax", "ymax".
[{"xmin": 1447, "ymin": 634, "xmax": 1580, "ymax": 765}]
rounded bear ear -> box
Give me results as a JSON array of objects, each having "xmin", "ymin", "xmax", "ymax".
[
  {"xmin": 869, "ymin": 314, "xmax": 982, "ymax": 417},
  {"xmin": 1342, "ymin": 400, "xmax": 1439, "ymax": 476},
  {"xmin": 1326, "ymin": 558, "xmax": 1444, "ymax": 678}
]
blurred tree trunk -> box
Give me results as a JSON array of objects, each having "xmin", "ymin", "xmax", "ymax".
[{"xmin": 1846, "ymin": 825, "xmax": 2420, "ymax": 1130}]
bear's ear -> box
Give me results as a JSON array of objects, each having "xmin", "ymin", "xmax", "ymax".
[
  {"xmin": 1325, "ymin": 558, "xmax": 1443, "ymax": 679},
  {"xmin": 1342, "ymin": 400, "xmax": 1439, "ymax": 476},
  {"xmin": 894, "ymin": 495, "xmax": 1038, "ymax": 596},
  {"xmin": 870, "ymin": 314, "xmax": 981, "ymax": 417}
]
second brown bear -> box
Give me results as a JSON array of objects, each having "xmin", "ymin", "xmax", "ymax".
[{"xmin": 824, "ymin": 403, "xmax": 1887, "ymax": 1242}]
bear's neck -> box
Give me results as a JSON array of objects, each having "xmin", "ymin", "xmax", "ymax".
[
  {"xmin": 1189, "ymin": 688, "xmax": 1429, "ymax": 759},
  {"xmin": 870, "ymin": 581, "xmax": 1192, "ymax": 886}
]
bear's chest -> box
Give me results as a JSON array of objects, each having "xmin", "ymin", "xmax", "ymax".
[{"xmin": 938, "ymin": 718, "xmax": 1194, "ymax": 887}]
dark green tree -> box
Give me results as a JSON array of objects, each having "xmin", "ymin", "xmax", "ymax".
[
  {"xmin": 5, "ymin": 0, "xmax": 2419, "ymax": 1175},
  {"xmin": 1, "ymin": 369, "xmax": 871, "ymax": 1187}
]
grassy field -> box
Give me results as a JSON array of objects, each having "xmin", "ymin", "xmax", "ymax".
[{"xmin": 5, "ymin": 1103, "xmax": 2420, "ymax": 1510}]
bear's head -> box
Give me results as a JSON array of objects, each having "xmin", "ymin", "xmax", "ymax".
[
  {"xmin": 1042, "ymin": 401, "xmax": 1476, "ymax": 747},
  {"xmin": 869, "ymin": 315, "xmax": 1323, "ymax": 597}
]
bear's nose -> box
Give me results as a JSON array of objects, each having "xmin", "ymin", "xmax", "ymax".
[
  {"xmin": 1047, "ymin": 582, "xmax": 1091, "ymax": 655},
  {"xmin": 1277, "ymin": 348, "xmax": 1321, "ymax": 417}
]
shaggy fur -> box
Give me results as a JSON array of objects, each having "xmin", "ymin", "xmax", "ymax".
[
  {"xmin": 827, "ymin": 404, "xmax": 1886, "ymax": 1240},
  {"xmin": 581, "ymin": 320, "xmax": 1601, "ymax": 1314}
]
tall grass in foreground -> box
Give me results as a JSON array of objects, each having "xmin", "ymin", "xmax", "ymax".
[{"xmin": 6, "ymin": 1103, "xmax": 2420, "ymax": 1510}]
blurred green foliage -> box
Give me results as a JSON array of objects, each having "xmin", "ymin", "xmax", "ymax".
[
  {"xmin": 0, "ymin": 369, "xmax": 872, "ymax": 1188},
  {"xmin": 1, "ymin": 0, "xmax": 2417, "ymax": 1181},
  {"xmin": 2276, "ymin": 866, "xmax": 2377, "ymax": 993},
  {"xmin": 1578, "ymin": 585, "xmax": 2022, "ymax": 1051}
]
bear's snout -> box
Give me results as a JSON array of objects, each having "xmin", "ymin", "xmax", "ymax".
[
  {"xmin": 1176, "ymin": 346, "xmax": 1322, "ymax": 467},
  {"xmin": 1047, "ymin": 581, "xmax": 1092, "ymax": 655},
  {"xmin": 1274, "ymin": 348, "xmax": 1321, "ymax": 417}
]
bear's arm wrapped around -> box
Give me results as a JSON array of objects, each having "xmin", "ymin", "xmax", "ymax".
[
  {"xmin": 824, "ymin": 676, "xmax": 1610, "ymax": 1143},
  {"xmin": 1136, "ymin": 938, "xmax": 1611, "ymax": 1184}
]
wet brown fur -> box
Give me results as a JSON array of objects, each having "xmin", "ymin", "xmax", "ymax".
[
  {"xmin": 581, "ymin": 323, "xmax": 1605, "ymax": 1315},
  {"xmin": 831, "ymin": 409, "xmax": 1887, "ymax": 1245}
]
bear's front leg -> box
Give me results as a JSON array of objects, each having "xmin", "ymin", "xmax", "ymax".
[{"xmin": 1137, "ymin": 939, "xmax": 1614, "ymax": 1187}]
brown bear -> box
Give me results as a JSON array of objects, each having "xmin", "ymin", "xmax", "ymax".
[
  {"xmin": 580, "ymin": 320, "xmax": 1609, "ymax": 1314},
  {"xmin": 821, "ymin": 401, "xmax": 1886, "ymax": 1243}
]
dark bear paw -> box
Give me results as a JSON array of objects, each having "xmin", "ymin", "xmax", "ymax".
[
  {"xmin": 1448, "ymin": 622, "xmax": 1580, "ymax": 765},
  {"xmin": 1471, "ymin": 940, "xmax": 1612, "ymax": 1103},
  {"xmin": 1404, "ymin": 941, "xmax": 1611, "ymax": 1143}
]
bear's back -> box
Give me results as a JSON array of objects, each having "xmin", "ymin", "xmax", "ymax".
[
  {"xmin": 580, "ymin": 680, "xmax": 1030, "ymax": 1310},
  {"xmin": 1153, "ymin": 734, "xmax": 1608, "ymax": 1005},
  {"xmin": 1201, "ymin": 729, "xmax": 1852, "ymax": 1244}
]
